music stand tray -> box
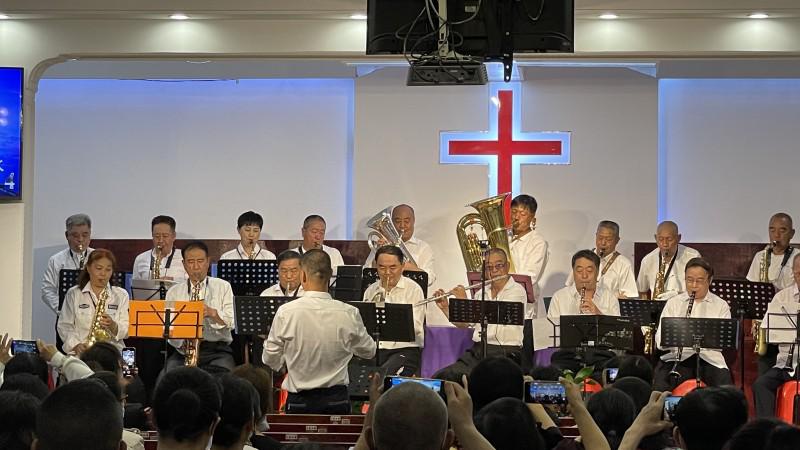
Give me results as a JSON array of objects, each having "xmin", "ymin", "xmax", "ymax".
[
  {"xmin": 764, "ymin": 302, "xmax": 800, "ymax": 345},
  {"xmin": 449, "ymin": 299, "xmax": 525, "ymax": 327},
  {"xmin": 128, "ymin": 300, "xmax": 204, "ymax": 340},
  {"xmin": 619, "ymin": 300, "xmax": 666, "ymax": 327},
  {"xmin": 234, "ymin": 296, "xmax": 295, "ymax": 335},
  {"xmin": 131, "ymin": 278, "xmax": 177, "ymax": 301},
  {"xmin": 347, "ymin": 301, "xmax": 415, "ymax": 366},
  {"xmin": 217, "ymin": 260, "xmax": 279, "ymax": 296},
  {"xmin": 467, "ymin": 272, "xmax": 534, "ymax": 304},
  {"xmin": 660, "ymin": 317, "xmax": 739, "ymax": 351},
  {"xmin": 559, "ymin": 315, "xmax": 635, "ymax": 351},
  {"xmin": 333, "ymin": 266, "xmax": 365, "ymax": 302},
  {"xmin": 711, "ymin": 277, "xmax": 774, "ymax": 320}
]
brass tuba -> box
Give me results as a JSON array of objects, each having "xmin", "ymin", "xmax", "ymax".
[
  {"xmin": 456, "ymin": 193, "xmax": 515, "ymax": 273},
  {"xmin": 366, "ymin": 206, "xmax": 418, "ymax": 267},
  {"xmin": 86, "ymin": 287, "xmax": 113, "ymax": 347}
]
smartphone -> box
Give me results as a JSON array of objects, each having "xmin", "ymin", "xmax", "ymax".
[
  {"xmin": 524, "ymin": 380, "xmax": 567, "ymax": 404},
  {"xmin": 121, "ymin": 347, "xmax": 136, "ymax": 377},
  {"xmin": 663, "ymin": 395, "xmax": 681, "ymax": 421},
  {"xmin": 384, "ymin": 376, "xmax": 446, "ymax": 400},
  {"xmin": 604, "ymin": 367, "xmax": 619, "ymax": 384},
  {"xmin": 11, "ymin": 340, "xmax": 38, "ymax": 355}
]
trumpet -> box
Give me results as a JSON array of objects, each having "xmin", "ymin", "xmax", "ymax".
[
  {"xmin": 369, "ymin": 275, "xmax": 389, "ymax": 304},
  {"xmin": 415, "ymin": 275, "xmax": 511, "ymax": 307}
]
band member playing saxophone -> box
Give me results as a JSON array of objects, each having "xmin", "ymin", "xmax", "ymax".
[
  {"xmin": 220, "ymin": 211, "xmax": 276, "ymax": 260},
  {"xmin": 291, "ymin": 215, "xmax": 345, "ymax": 275},
  {"xmin": 747, "ymin": 213, "xmax": 796, "ymax": 290},
  {"xmin": 42, "ymin": 214, "xmax": 94, "ymax": 315},
  {"xmin": 132, "ymin": 215, "xmax": 187, "ymax": 281},
  {"xmin": 637, "ymin": 221, "xmax": 701, "ymax": 300},
  {"xmin": 566, "ymin": 220, "xmax": 638, "ymax": 298}
]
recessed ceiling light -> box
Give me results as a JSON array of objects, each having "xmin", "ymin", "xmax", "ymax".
[
  {"xmin": 0, "ymin": 14, "xmax": 9, "ymax": 20},
  {"xmin": 170, "ymin": 13, "xmax": 189, "ymax": 20},
  {"xmin": 350, "ymin": 13, "xmax": 368, "ymax": 20},
  {"xmin": 748, "ymin": 12, "xmax": 769, "ymax": 19},
  {"xmin": 599, "ymin": 13, "xmax": 618, "ymax": 20}
]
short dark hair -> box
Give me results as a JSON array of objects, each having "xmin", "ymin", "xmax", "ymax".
[
  {"xmin": 475, "ymin": 397, "xmax": 546, "ymax": 450},
  {"xmin": 609, "ymin": 377, "xmax": 652, "ymax": 413},
  {"xmin": 151, "ymin": 215, "xmax": 176, "ymax": 231},
  {"xmin": 511, "ymin": 194, "xmax": 538, "ymax": 214},
  {"xmin": 675, "ymin": 386, "xmax": 748, "ymax": 450},
  {"xmin": 302, "ymin": 215, "xmax": 326, "ymax": 229},
  {"xmin": 152, "ymin": 367, "xmax": 221, "ymax": 443},
  {"xmin": 597, "ymin": 220, "xmax": 620, "ymax": 237},
  {"xmin": 182, "ymin": 240, "xmax": 209, "ymax": 257},
  {"xmin": 572, "ymin": 249, "xmax": 600, "ymax": 269},
  {"xmin": 528, "ymin": 365, "xmax": 562, "ymax": 381},
  {"xmin": 300, "ymin": 249, "xmax": 332, "ymax": 282},
  {"xmin": 80, "ymin": 342, "xmax": 123, "ymax": 376},
  {"xmin": 0, "ymin": 390, "xmax": 40, "ymax": 450},
  {"xmin": 231, "ymin": 364, "xmax": 273, "ymax": 415},
  {"xmin": 685, "ymin": 257, "xmax": 714, "ymax": 279},
  {"xmin": 375, "ymin": 245, "xmax": 405, "ymax": 264},
  {"xmin": 90, "ymin": 371, "xmax": 124, "ymax": 402},
  {"xmin": 36, "ymin": 379, "xmax": 123, "ymax": 450},
  {"xmin": 764, "ymin": 423, "xmax": 800, "ymax": 450},
  {"xmin": 213, "ymin": 374, "xmax": 256, "ymax": 447},
  {"xmin": 0, "ymin": 373, "xmax": 49, "ymax": 400},
  {"xmin": 276, "ymin": 249, "xmax": 301, "ymax": 267},
  {"xmin": 724, "ymin": 418, "xmax": 783, "ymax": 450},
  {"xmin": 237, "ymin": 211, "xmax": 263, "ymax": 229},
  {"xmin": 468, "ymin": 356, "xmax": 524, "ymax": 412},
  {"xmin": 617, "ymin": 355, "xmax": 654, "ymax": 385},
  {"xmin": 4, "ymin": 352, "xmax": 48, "ymax": 385},
  {"xmin": 586, "ymin": 388, "xmax": 637, "ymax": 450},
  {"xmin": 77, "ymin": 248, "xmax": 117, "ymax": 289}
]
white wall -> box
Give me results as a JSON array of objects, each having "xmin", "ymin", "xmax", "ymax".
[
  {"xmin": 661, "ymin": 79, "xmax": 800, "ymax": 242},
  {"xmin": 353, "ymin": 68, "xmax": 659, "ymax": 295}
]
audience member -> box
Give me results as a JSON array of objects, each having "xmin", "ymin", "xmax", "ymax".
[
  {"xmin": 212, "ymin": 374, "xmax": 258, "ymax": 450},
  {"xmin": 0, "ymin": 373, "xmax": 49, "ymax": 399},
  {"xmin": 90, "ymin": 371, "xmax": 145, "ymax": 450},
  {"xmin": 474, "ymin": 397, "xmax": 546, "ymax": 450},
  {"xmin": 723, "ymin": 418, "xmax": 783, "ymax": 450},
  {"xmin": 673, "ymin": 387, "xmax": 748, "ymax": 450},
  {"xmin": 609, "ymin": 377, "xmax": 651, "ymax": 413},
  {"xmin": 468, "ymin": 356, "xmax": 524, "ymax": 412},
  {"xmin": 764, "ymin": 424, "xmax": 800, "ymax": 450},
  {"xmin": 152, "ymin": 366, "xmax": 222, "ymax": 450},
  {"xmin": 616, "ymin": 356, "xmax": 654, "ymax": 385},
  {"xmin": 0, "ymin": 390, "xmax": 39, "ymax": 450}
]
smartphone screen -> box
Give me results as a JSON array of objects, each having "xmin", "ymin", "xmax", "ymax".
[
  {"xmin": 664, "ymin": 395, "xmax": 681, "ymax": 421},
  {"xmin": 605, "ymin": 367, "xmax": 619, "ymax": 383},
  {"xmin": 383, "ymin": 376, "xmax": 445, "ymax": 400},
  {"xmin": 121, "ymin": 347, "xmax": 136, "ymax": 377},
  {"xmin": 525, "ymin": 380, "xmax": 567, "ymax": 404},
  {"xmin": 11, "ymin": 340, "xmax": 38, "ymax": 355}
]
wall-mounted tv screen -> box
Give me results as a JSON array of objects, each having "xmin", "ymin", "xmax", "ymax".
[{"xmin": 0, "ymin": 67, "xmax": 23, "ymax": 200}]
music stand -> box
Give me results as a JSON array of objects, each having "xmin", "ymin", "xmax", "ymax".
[
  {"xmin": 764, "ymin": 301, "xmax": 800, "ymax": 424},
  {"xmin": 711, "ymin": 277, "xmax": 774, "ymax": 390},
  {"xmin": 448, "ymin": 299, "xmax": 525, "ymax": 359},
  {"xmin": 559, "ymin": 315, "xmax": 635, "ymax": 355},
  {"xmin": 233, "ymin": 296, "xmax": 294, "ymax": 335},
  {"xmin": 128, "ymin": 300, "xmax": 204, "ymax": 368},
  {"xmin": 332, "ymin": 266, "xmax": 364, "ymax": 302},
  {"xmin": 660, "ymin": 317, "xmax": 739, "ymax": 389},
  {"xmin": 347, "ymin": 302, "xmax": 415, "ymax": 366},
  {"xmin": 217, "ymin": 260, "xmax": 278, "ymax": 296},
  {"xmin": 468, "ymin": 272, "xmax": 535, "ymax": 304},
  {"xmin": 361, "ymin": 268, "xmax": 429, "ymax": 298},
  {"xmin": 131, "ymin": 279, "xmax": 177, "ymax": 301},
  {"xmin": 619, "ymin": 300, "xmax": 666, "ymax": 358}
]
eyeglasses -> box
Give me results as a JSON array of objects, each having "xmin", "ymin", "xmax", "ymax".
[{"xmin": 488, "ymin": 263, "xmax": 507, "ymax": 272}]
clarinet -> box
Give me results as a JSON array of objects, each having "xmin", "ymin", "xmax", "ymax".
[{"xmin": 668, "ymin": 291, "xmax": 696, "ymax": 382}]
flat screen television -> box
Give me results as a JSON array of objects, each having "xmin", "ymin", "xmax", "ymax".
[{"xmin": 0, "ymin": 67, "xmax": 23, "ymax": 200}]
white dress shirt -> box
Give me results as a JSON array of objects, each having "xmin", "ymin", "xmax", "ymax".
[
  {"xmin": 655, "ymin": 291, "xmax": 731, "ymax": 369},
  {"xmin": 41, "ymin": 246, "xmax": 94, "ymax": 314},
  {"xmin": 220, "ymin": 243, "xmax": 277, "ymax": 261},
  {"xmin": 762, "ymin": 284, "xmax": 800, "ymax": 371},
  {"xmin": 546, "ymin": 285, "xmax": 621, "ymax": 327},
  {"xmin": 510, "ymin": 229, "xmax": 549, "ymax": 319},
  {"xmin": 364, "ymin": 235, "xmax": 438, "ymax": 286},
  {"xmin": 467, "ymin": 278, "xmax": 527, "ymax": 347},
  {"xmin": 0, "ymin": 351, "xmax": 94, "ymax": 387},
  {"xmin": 263, "ymin": 291, "xmax": 376, "ymax": 392},
  {"xmin": 566, "ymin": 251, "xmax": 639, "ymax": 298},
  {"xmin": 260, "ymin": 282, "xmax": 305, "ymax": 297},
  {"xmin": 292, "ymin": 244, "xmax": 345, "ymax": 275},
  {"xmin": 132, "ymin": 247, "xmax": 187, "ymax": 281},
  {"xmin": 166, "ymin": 277, "xmax": 235, "ymax": 347},
  {"xmin": 57, "ymin": 284, "xmax": 130, "ymax": 352},
  {"xmin": 636, "ymin": 245, "xmax": 701, "ymax": 300},
  {"xmin": 747, "ymin": 248, "xmax": 797, "ymax": 291},
  {"xmin": 363, "ymin": 276, "xmax": 425, "ymax": 349}
]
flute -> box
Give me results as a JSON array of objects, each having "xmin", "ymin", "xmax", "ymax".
[{"xmin": 415, "ymin": 275, "xmax": 511, "ymax": 307}]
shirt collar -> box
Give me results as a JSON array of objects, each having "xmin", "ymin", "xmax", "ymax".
[
  {"xmin": 237, "ymin": 243, "xmax": 261, "ymax": 255},
  {"xmin": 302, "ymin": 290, "xmax": 332, "ymax": 300},
  {"xmin": 404, "ymin": 235, "xmax": 420, "ymax": 246}
]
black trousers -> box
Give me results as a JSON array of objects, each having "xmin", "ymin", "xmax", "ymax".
[
  {"xmin": 758, "ymin": 344, "xmax": 779, "ymax": 375},
  {"xmin": 438, "ymin": 342, "xmax": 522, "ymax": 379},
  {"xmin": 753, "ymin": 367, "xmax": 794, "ymax": 418},
  {"xmin": 286, "ymin": 385, "xmax": 350, "ymax": 415},
  {"xmin": 653, "ymin": 355, "xmax": 732, "ymax": 391},
  {"xmin": 379, "ymin": 347, "xmax": 421, "ymax": 377},
  {"xmin": 522, "ymin": 319, "xmax": 534, "ymax": 374}
]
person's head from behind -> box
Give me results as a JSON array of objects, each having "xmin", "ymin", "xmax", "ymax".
[
  {"xmin": 529, "ymin": 365, "xmax": 561, "ymax": 381},
  {"xmin": 5, "ymin": 352, "xmax": 48, "ymax": 385},
  {"xmin": 723, "ymin": 418, "xmax": 783, "ymax": 450},
  {"xmin": 674, "ymin": 386, "xmax": 748, "ymax": 450},
  {"xmin": 469, "ymin": 356, "xmax": 524, "ymax": 412},
  {"xmin": 152, "ymin": 367, "xmax": 222, "ymax": 447},
  {"xmin": 617, "ymin": 355, "xmax": 654, "ymax": 385},
  {"xmin": 474, "ymin": 397, "xmax": 545, "ymax": 450},
  {"xmin": 90, "ymin": 371, "xmax": 125, "ymax": 406},
  {"xmin": 33, "ymin": 379, "xmax": 124, "ymax": 450},
  {"xmin": 81, "ymin": 341, "xmax": 123, "ymax": 377},
  {"xmin": 212, "ymin": 375, "xmax": 258, "ymax": 449},
  {"xmin": 586, "ymin": 388, "xmax": 637, "ymax": 450},
  {"xmin": 0, "ymin": 390, "xmax": 40, "ymax": 450},
  {"xmin": 609, "ymin": 377, "xmax": 652, "ymax": 413},
  {"xmin": 300, "ymin": 249, "xmax": 333, "ymax": 291},
  {"xmin": 764, "ymin": 424, "xmax": 800, "ymax": 450},
  {"xmin": 231, "ymin": 363, "xmax": 273, "ymax": 417},
  {"xmin": 367, "ymin": 381, "xmax": 452, "ymax": 450},
  {"xmin": 0, "ymin": 373, "xmax": 49, "ymax": 400}
]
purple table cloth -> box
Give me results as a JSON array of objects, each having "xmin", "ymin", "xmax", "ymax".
[{"xmin": 420, "ymin": 326, "xmax": 475, "ymax": 378}]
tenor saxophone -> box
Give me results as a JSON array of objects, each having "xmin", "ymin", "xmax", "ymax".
[
  {"xmin": 87, "ymin": 287, "xmax": 113, "ymax": 347},
  {"xmin": 652, "ymin": 251, "xmax": 668, "ymax": 299},
  {"xmin": 753, "ymin": 242, "xmax": 776, "ymax": 355},
  {"xmin": 151, "ymin": 245, "xmax": 162, "ymax": 279},
  {"xmin": 184, "ymin": 282, "xmax": 202, "ymax": 367}
]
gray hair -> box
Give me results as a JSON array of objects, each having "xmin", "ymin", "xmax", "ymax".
[
  {"xmin": 65, "ymin": 214, "xmax": 92, "ymax": 231},
  {"xmin": 372, "ymin": 382, "xmax": 449, "ymax": 450},
  {"xmin": 597, "ymin": 220, "xmax": 620, "ymax": 237}
]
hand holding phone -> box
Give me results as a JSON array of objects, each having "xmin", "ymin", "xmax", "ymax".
[
  {"xmin": 663, "ymin": 395, "xmax": 681, "ymax": 421},
  {"xmin": 525, "ymin": 380, "xmax": 567, "ymax": 404},
  {"xmin": 122, "ymin": 347, "xmax": 137, "ymax": 377},
  {"xmin": 11, "ymin": 340, "xmax": 39, "ymax": 355}
]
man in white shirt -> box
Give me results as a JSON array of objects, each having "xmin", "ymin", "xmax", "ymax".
[
  {"xmin": 548, "ymin": 250, "xmax": 621, "ymax": 374},
  {"xmin": 292, "ymin": 214, "xmax": 345, "ymax": 274},
  {"xmin": 263, "ymin": 249, "xmax": 376, "ymax": 414},
  {"xmin": 637, "ymin": 221, "xmax": 701, "ymax": 300},
  {"xmin": 165, "ymin": 241, "xmax": 236, "ymax": 371},
  {"xmin": 363, "ymin": 245, "xmax": 425, "ymax": 376},
  {"xmin": 434, "ymin": 248, "xmax": 526, "ymax": 375},
  {"xmin": 747, "ymin": 213, "xmax": 796, "ymax": 291},
  {"xmin": 364, "ymin": 204, "xmax": 437, "ymax": 286},
  {"xmin": 220, "ymin": 211, "xmax": 277, "ymax": 261},
  {"xmin": 508, "ymin": 194, "xmax": 548, "ymax": 372},
  {"xmin": 566, "ymin": 220, "xmax": 638, "ymax": 298},
  {"xmin": 41, "ymin": 213, "xmax": 94, "ymax": 315},
  {"xmin": 260, "ymin": 250, "xmax": 304, "ymax": 298},
  {"xmin": 653, "ymin": 257, "xmax": 733, "ymax": 391},
  {"xmin": 752, "ymin": 252, "xmax": 800, "ymax": 418},
  {"xmin": 132, "ymin": 215, "xmax": 187, "ymax": 283}
]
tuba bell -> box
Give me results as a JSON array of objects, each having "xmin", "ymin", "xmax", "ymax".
[
  {"xmin": 456, "ymin": 193, "xmax": 515, "ymax": 273},
  {"xmin": 366, "ymin": 206, "xmax": 418, "ymax": 267}
]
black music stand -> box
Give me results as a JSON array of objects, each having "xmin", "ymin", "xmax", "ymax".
[
  {"xmin": 361, "ymin": 268, "xmax": 429, "ymax": 298},
  {"xmin": 234, "ymin": 296, "xmax": 295, "ymax": 365},
  {"xmin": 347, "ymin": 302, "xmax": 415, "ymax": 366},
  {"xmin": 619, "ymin": 300, "xmax": 666, "ymax": 358},
  {"xmin": 131, "ymin": 279, "xmax": 176, "ymax": 301},
  {"xmin": 711, "ymin": 277, "xmax": 774, "ymax": 390},
  {"xmin": 449, "ymin": 299, "xmax": 525, "ymax": 359},
  {"xmin": 57, "ymin": 268, "xmax": 127, "ymax": 351},
  {"xmin": 559, "ymin": 315, "xmax": 635, "ymax": 364},
  {"xmin": 764, "ymin": 303, "xmax": 800, "ymax": 424},
  {"xmin": 217, "ymin": 261, "xmax": 278, "ymax": 296},
  {"xmin": 332, "ymin": 266, "xmax": 364, "ymax": 302},
  {"xmin": 660, "ymin": 317, "xmax": 739, "ymax": 389}
]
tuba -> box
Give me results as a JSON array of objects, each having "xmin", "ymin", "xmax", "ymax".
[
  {"xmin": 456, "ymin": 193, "xmax": 515, "ymax": 273},
  {"xmin": 366, "ymin": 206, "xmax": 418, "ymax": 267},
  {"xmin": 86, "ymin": 287, "xmax": 113, "ymax": 347},
  {"xmin": 184, "ymin": 282, "xmax": 202, "ymax": 367},
  {"xmin": 753, "ymin": 241, "xmax": 776, "ymax": 355}
]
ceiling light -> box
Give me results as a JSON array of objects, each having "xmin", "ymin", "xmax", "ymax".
[
  {"xmin": 599, "ymin": 13, "xmax": 618, "ymax": 20},
  {"xmin": 0, "ymin": 14, "xmax": 9, "ymax": 20},
  {"xmin": 170, "ymin": 13, "xmax": 189, "ymax": 20},
  {"xmin": 748, "ymin": 12, "xmax": 769, "ymax": 19},
  {"xmin": 350, "ymin": 14, "xmax": 368, "ymax": 20}
]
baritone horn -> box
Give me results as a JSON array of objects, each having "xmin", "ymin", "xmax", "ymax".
[
  {"xmin": 456, "ymin": 193, "xmax": 515, "ymax": 273},
  {"xmin": 366, "ymin": 206, "xmax": 418, "ymax": 267}
]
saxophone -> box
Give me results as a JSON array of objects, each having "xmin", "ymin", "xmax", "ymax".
[
  {"xmin": 652, "ymin": 251, "xmax": 669, "ymax": 299},
  {"xmin": 184, "ymin": 281, "xmax": 202, "ymax": 367},
  {"xmin": 86, "ymin": 287, "xmax": 113, "ymax": 347},
  {"xmin": 753, "ymin": 242, "xmax": 775, "ymax": 355},
  {"xmin": 78, "ymin": 244, "xmax": 87, "ymax": 270},
  {"xmin": 248, "ymin": 242, "xmax": 258, "ymax": 260},
  {"xmin": 151, "ymin": 245, "xmax": 162, "ymax": 279}
]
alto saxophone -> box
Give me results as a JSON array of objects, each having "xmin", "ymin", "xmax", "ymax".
[
  {"xmin": 753, "ymin": 242, "xmax": 775, "ymax": 355},
  {"xmin": 184, "ymin": 282, "xmax": 202, "ymax": 367},
  {"xmin": 78, "ymin": 244, "xmax": 87, "ymax": 270},
  {"xmin": 652, "ymin": 250, "xmax": 668, "ymax": 299},
  {"xmin": 151, "ymin": 245, "xmax": 162, "ymax": 279},
  {"xmin": 87, "ymin": 287, "xmax": 113, "ymax": 347},
  {"xmin": 248, "ymin": 242, "xmax": 258, "ymax": 260}
]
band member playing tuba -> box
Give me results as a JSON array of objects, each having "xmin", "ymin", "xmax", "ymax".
[
  {"xmin": 220, "ymin": 211, "xmax": 276, "ymax": 261},
  {"xmin": 637, "ymin": 221, "xmax": 701, "ymax": 300},
  {"xmin": 57, "ymin": 249, "xmax": 129, "ymax": 355}
]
